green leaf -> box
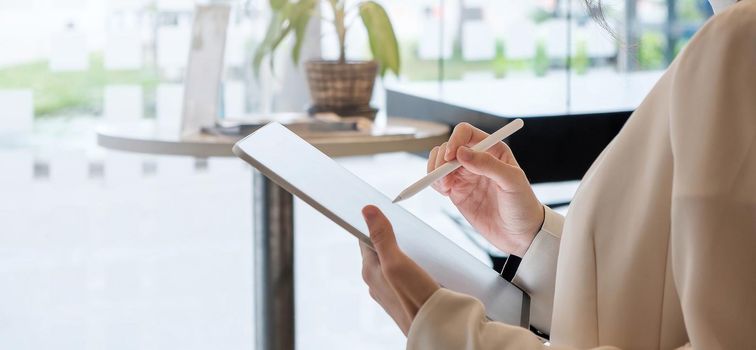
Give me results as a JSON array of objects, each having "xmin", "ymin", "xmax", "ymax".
[
  {"xmin": 253, "ymin": 1, "xmax": 318, "ymax": 78},
  {"xmin": 252, "ymin": 6, "xmax": 293, "ymax": 78},
  {"xmin": 359, "ymin": 1, "xmax": 400, "ymax": 77},
  {"xmin": 290, "ymin": 0, "xmax": 317, "ymax": 64},
  {"xmin": 269, "ymin": 0, "xmax": 288, "ymax": 11}
]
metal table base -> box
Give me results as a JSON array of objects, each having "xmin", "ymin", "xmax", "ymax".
[{"xmin": 253, "ymin": 170, "xmax": 295, "ymax": 350}]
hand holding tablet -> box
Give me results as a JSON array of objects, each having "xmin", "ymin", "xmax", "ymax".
[{"xmin": 233, "ymin": 122, "xmax": 529, "ymax": 327}]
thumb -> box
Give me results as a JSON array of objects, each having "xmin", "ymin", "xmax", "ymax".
[
  {"xmin": 362, "ymin": 205, "xmax": 400, "ymax": 262},
  {"xmin": 456, "ymin": 146, "xmax": 523, "ymax": 191}
]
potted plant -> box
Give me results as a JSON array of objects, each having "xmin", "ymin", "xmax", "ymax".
[{"xmin": 253, "ymin": 0, "xmax": 400, "ymax": 119}]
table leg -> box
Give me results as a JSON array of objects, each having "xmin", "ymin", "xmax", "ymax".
[{"xmin": 253, "ymin": 170, "xmax": 295, "ymax": 350}]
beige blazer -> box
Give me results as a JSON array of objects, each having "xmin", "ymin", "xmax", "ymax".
[{"xmin": 406, "ymin": 2, "xmax": 756, "ymax": 349}]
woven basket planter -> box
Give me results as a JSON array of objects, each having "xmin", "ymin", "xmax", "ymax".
[{"xmin": 305, "ymin": 60, "xmax": 378, "ymax": 114}]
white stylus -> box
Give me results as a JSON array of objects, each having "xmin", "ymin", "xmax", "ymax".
[{"xmin": 392, "ymin": 118, "xmax": 524, "ymax": 203}]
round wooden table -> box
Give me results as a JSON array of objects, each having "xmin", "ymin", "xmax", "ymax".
[
  {"xmin": 96, "ymin": 117, "xmax": 450, "ymax": 350},
  {"xmin": 98, "ymin": 118, "xmax": 449, "ymax": 158}
]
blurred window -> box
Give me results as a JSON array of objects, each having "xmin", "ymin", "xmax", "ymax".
[
  {"xmin": 321, "ymin": 0, "xmax": 712, "ymax": 115},
  {"xmin": 0, "ymin": 0, "xmax": 712, "ymax": 120},
  {"xmin": 0, "ymin": 0, "xmax": 264, "ymax": 120}
]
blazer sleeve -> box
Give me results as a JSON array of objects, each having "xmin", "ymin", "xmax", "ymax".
[
  {"xmin": 408, "ymin": 289, "xmax": 694, "ymax": 350},
  {"xmin": 509, "ymin": 205, "xmax": 564, "ymax": 334},
  {"xmin": 407, "ymin": 288, "xmax": 621, "ymax": 350},
  {"xmin": 406, "ymin": 207, "xmax": 566, "ymax": 350},
  {"xmin": 667, "ymin": 4, "xmax": 756, "ymax": 349}
]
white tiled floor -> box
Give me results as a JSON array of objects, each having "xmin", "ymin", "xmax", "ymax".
[
  {"xmin": 0, "ymin": 121, "xmax": 578, "ymax": 349},
  {"xmin": 1, "ymin": 155, "xmax": 255, "ymax": 349}
]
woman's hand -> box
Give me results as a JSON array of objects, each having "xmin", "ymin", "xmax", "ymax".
[
  {"xmin": 429, "ymin": 123, "xmax": 544, "ymax": 257},
  {"xmin": 359, "ymin": 205, "xmax": 439, "ymax": 335}
]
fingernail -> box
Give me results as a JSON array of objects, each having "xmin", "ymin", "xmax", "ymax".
[
  {"xmin": 458, "ymin": 147, "xmax": 473, "ymax": 161},
  {"xmin": 363, "ymin": 205, "xmax": 378, "ymax": 220}
]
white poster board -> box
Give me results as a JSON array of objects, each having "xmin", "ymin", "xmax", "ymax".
[{"xmin": 180, "ymin": 4, "xmax": 230, "ymax": 136}]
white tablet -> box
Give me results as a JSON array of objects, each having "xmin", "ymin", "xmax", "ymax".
[{"xmin": 233, "ymin": 122, "xmax": 529, "ymax": 327}]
